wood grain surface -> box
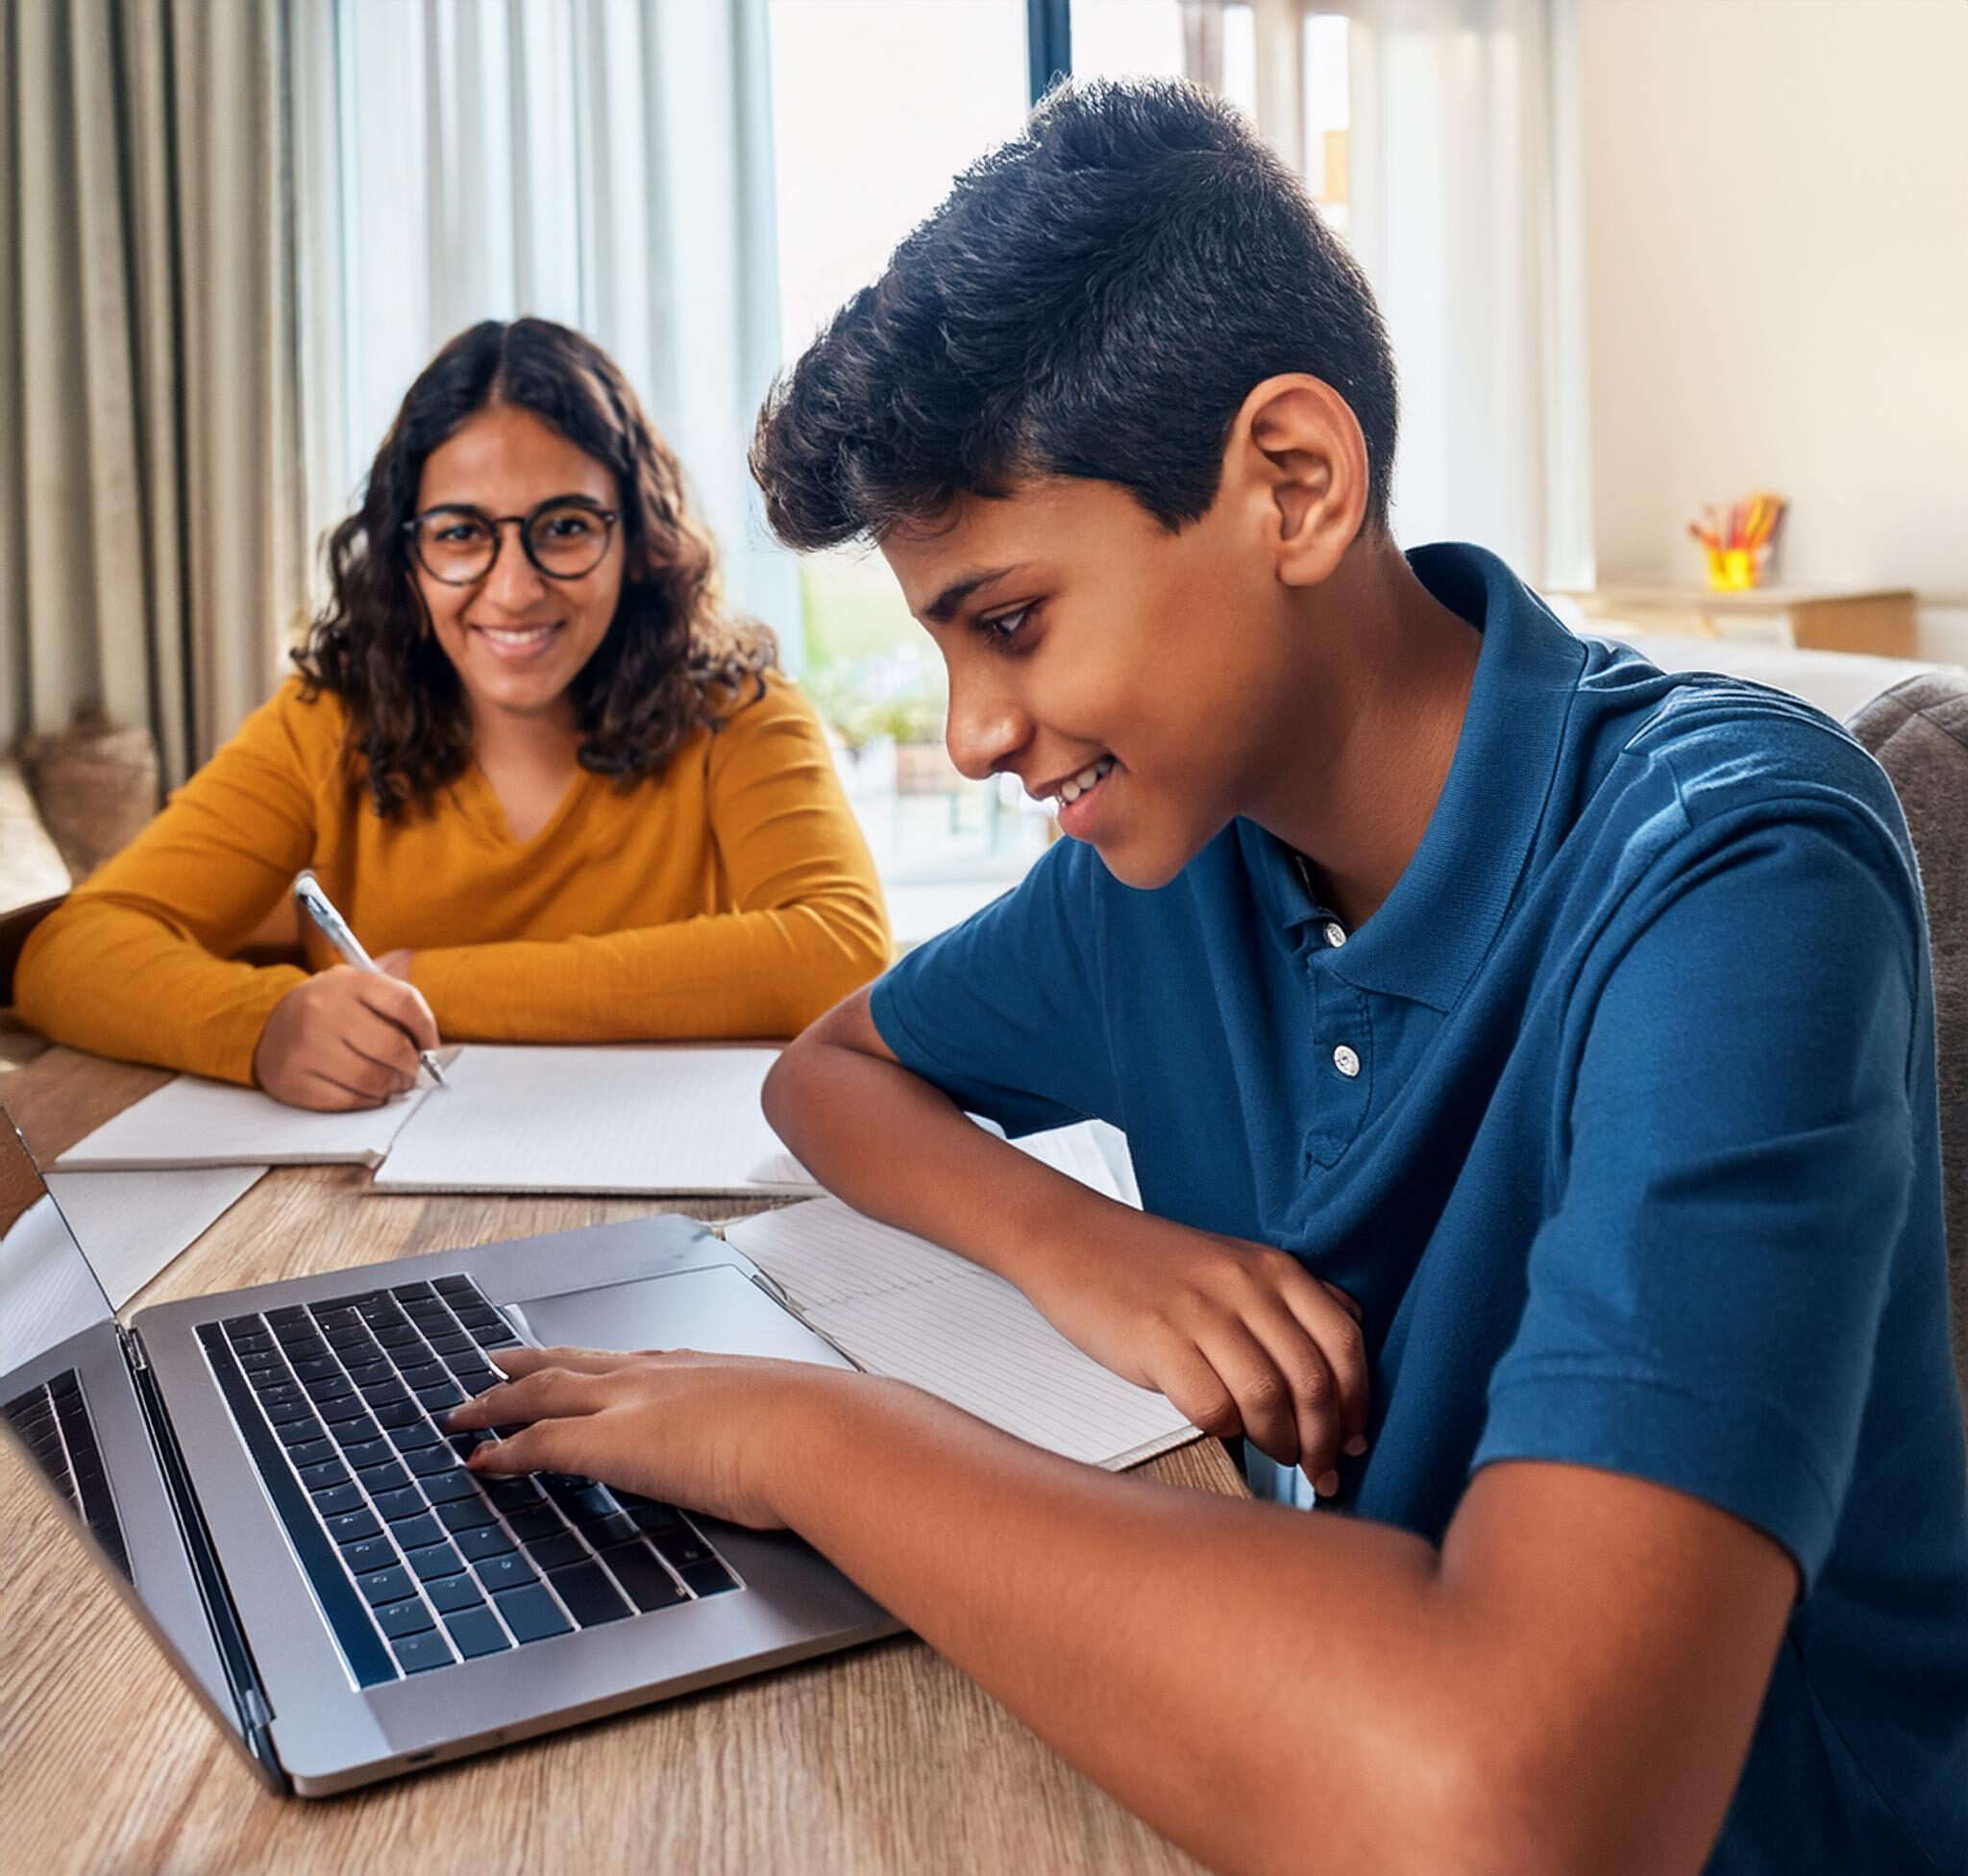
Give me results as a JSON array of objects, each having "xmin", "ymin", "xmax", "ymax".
[{"xmin": 0, "ymin": 1047, "xmax": 1240, "ymax": 1875}]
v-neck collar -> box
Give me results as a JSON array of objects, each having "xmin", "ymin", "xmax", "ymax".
[{"xmin": 450, "ymin": 758, "xmax": 595, "ymax": 852}]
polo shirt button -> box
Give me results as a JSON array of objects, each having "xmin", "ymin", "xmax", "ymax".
[
  {"xmin": 1323, "ymin": 921, "xmax": 1347, "ymax": 949},
  {"xmin": 1333, "ymin": 1044, "xmax": 1361, "ymax": 1078}
]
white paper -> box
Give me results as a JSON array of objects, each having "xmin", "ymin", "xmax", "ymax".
[
  {"xmin": 54, "ymin": 1074, "xmax": 429, "ymax": 1172},
  {"xmin": 45, "ymin": 1166, "xmax": 265, "ymax": 1308},
  {"xmin": 373, "ymin": 1045, "xmax": 802, "ymax": 1196},
  {"xmin": 726, "ymin": 1192, "xmax": 1193, "ymax": 1471}
]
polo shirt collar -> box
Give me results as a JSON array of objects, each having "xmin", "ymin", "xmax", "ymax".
[{"xmin": 1242, "ymin": 542, "xmax": 1587, "ymax": 1013}]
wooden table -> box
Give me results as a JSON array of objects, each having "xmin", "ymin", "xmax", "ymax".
[{"xmin": 0, "ymin": 1047, "xmax": 1239, "ymax": 1875}]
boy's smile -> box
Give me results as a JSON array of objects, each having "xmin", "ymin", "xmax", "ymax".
[{"xmin": 882, "ymin": 474, "xmax": 1306, "ymax": 891}]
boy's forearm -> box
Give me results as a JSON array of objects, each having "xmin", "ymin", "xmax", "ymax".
[
  {"xmin": 773, "ymin": 1373, "xmax": 1472, "ymax": 1876},
  {"xmin": 762, "ymin": 1033, "xmax": 1129, "ymax": 1293}
]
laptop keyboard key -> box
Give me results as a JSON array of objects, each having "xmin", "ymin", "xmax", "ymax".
[
  {"xmin": 404, "ymin": 1444, "xmax": 458, "ymax": 1475},
  {"xmin": 652, "ymin": 1528, "xmax": 715, "ymax": 1572},
  {"xmin": 373, "ymin": 1398, "xmax": 424, "ymax": 1429},
  {"xmin": 493, "ymin": 1583, "xmax": 573, "ymax": 1643},
  {"xmin": 393, "ymin": 1628, "xmax": 455, "ymax": 1674},
  {"xmin": 297, "ymin": 1457, "xmax": 351, "ymax": 1493},
  {"xmin": 435, "ymin": 1496, "xmax": 497, "ymax": 1532},
  {"xmin": 417, "ymin": 1381, "xmax": 467, "ymax": 1412},
  {"xmin": 683, "ymin": 1561, "xmax": 740, "ymax": 1597},
  {"xmin": 444, "ymin": 1607, "xmax": 512, "ymax": 1659},
  {"xmin": 340, "ymin": 1534, "xmax": 399, "ymax": 1575},
  {"xmin": 506, "ymin": 1507, "xmax": 564, "ymax": 1542},
  {"xmin": 419, "ymin": 1467, "xmax": 480, "ymax": 1502},
  {"xmin": 373, "ymin": 1485, "xmax": 429, "ymax": 1522},
  {"xmin": 472, "ymin": 1551, "xmax": 539, "ymax": 1595},
  {"xmin": 406, "ymin": 1542, "xmax": 465, "ymax": 1582},
  {"xmin": 357, "ymin": 1565, "xmax": 415, "ymax": 1607},
  {"xmin": 275, "ymin": 1415, "xmax": 325, "ymax": 1447},
  {"xmin": 396, "ymin": 1425, "xmax": 447, "ymax": 1457},
  {"xmin": 426, "ymin": 1571, "xmax": 485, "ymax": 1614},
  {"xmin": 357, "ymin": 1460, "xmax": 411, "ymax": 1495},
  {"xmin": 597, "ymin": 1542, "xmax": 687, "ymax": 1612},
  {"xmin": 327, "ymin": 1508, "xmax": 381, "ymax": 1544},
  {"xmin": 317, "ymin": 1394, "xmax": 370, "ymax": 1425},
  {"xmin": 340, "ymin": 1438, "xmax": 395, "ymax": 1471},
  {"xmin": 391, "ymin": 1511, "xmax": 443, "ymax": 1550},
  {"xmin": 311, "ymin": 1482, "xmax": 364, "ymax": 1518},
  {"xmin": 454, "ymin": 1523, "xmax": 516, "ymax": 1561},
  {"xmin": 288, "ymin": 1438, "xmax": 336, "ymax": 1469},
  {"xmin": 548, "ymin": 1562, "xmax": 632, "ymax": 1626},
  {"xmin": 374, "ymin": 1595, "xmax": 433, "ymax": 1639},
  {"xmin": 523, "ymin": 1533, "xmax": 588, "ymax": 1571}
]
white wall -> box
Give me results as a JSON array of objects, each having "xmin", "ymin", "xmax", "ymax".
[{"xmin": 1580, "ymin": 0, "xmax": 1968, "ymax": 662}]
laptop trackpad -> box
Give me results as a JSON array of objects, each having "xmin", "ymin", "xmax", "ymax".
[{"xmin": 506, "ymin": 1265, "xmax": 856, "ymax": 1372}]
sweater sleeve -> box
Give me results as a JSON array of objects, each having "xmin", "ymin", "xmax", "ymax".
[
  {"xmin": 13, "ymin": 682, "xmax": 329, "ymax": 1082},
  {"xmin": 407, "ymin": 678, "xmax": 893, "ymax": 1042}
]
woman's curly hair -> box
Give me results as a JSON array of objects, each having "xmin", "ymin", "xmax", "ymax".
[{"xmin": 296, "ymin": 317, "xmax": 775, "ymax": 816}]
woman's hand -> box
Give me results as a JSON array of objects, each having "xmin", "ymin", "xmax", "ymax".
[
  {"xmin": 446, "ymin": 1345, "xmax": 855, "ymax": 1530},
  {"xmin": 252, "ymin": 964, "xmax": 440, "ymax": 1110},
  {"xmin": 1021, "ymin": 1217, "xmax": 1369, "ymax": 1490}
]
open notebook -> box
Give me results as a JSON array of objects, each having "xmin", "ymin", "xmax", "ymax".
[
  {"xmin": 721, "ymin": 1125, "xmax": 1193, "ymax": 1472},
  {"xmin": 52, "ymin": 1074, "xmax": 431, "ymax": 1172},
  {"xmin": 52, "ymin": 1046, "xmax": 812, "ymax": 1197},
  {"xmin": 370, "ymin": 1046, "xmax": 817, "ymax": 1197}
]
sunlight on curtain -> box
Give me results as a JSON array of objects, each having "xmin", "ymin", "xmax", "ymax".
[
  {"xmin": 1347, "ymin": 0, "xmax": 1593, "ymax": 587},
  {"xmin": 2, "ymin": 0, "xmax": 308, "ymax": 781}
]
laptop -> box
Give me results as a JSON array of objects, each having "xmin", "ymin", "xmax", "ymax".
[{"xmin": 0, "ymin": 1106, "xmax": 898, "ymax": 1795}]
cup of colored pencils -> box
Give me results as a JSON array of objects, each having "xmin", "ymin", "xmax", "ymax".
[{"xmin": 1689, "ymin": 493, "xmax": 1786, "ymax": 591}]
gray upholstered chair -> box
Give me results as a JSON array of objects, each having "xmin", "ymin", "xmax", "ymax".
[{"xmin": 1848, "ymin": 672, "xmax": 1968, "ymax": 1418}]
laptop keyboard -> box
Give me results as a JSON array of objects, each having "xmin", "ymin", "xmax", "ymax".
[
  {"xmin": 197, "ymin": 1274, "xmax": 740, "ymax": 1687},
  {"xmin": 2, "ymin": 1370, "xmax": 132, "ymax": 1580}
]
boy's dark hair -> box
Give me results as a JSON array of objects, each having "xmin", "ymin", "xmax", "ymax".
[{"xmin": 751, "ymin": 77, "xmax": 1398, "ymax": 550}]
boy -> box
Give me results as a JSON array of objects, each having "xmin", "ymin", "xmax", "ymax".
[{"xmin": 453, "ymin": 81, "xmax": 1968, "ymax": 1873}]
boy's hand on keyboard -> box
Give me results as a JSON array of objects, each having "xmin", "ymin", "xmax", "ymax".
[
  {"xmin": 1021, "ymin": 1219, "xmax": 1368, "ymax": 1489},
  {"xmin": 450, "ymin": 1345, "xmax": 839, "ymax": 1531},
  {"xmin": 253, "ymin": 965, "xmax": 441, "ymax": 1110}
]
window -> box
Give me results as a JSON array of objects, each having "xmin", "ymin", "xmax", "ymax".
[{"xmin": 767, "ymin": 0, "xmax": 1046, "ymax": 926}]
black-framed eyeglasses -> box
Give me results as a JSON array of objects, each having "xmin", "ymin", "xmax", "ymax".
[{"xmin": 402, "ymin": 498, "xmax": 620, "ymax": 585}]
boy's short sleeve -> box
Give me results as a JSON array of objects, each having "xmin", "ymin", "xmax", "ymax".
[
  {"xmin": 871, "ymin": 837, "xmax": 1115, "ymax": 1136},
  {"xmin": 1472, "ymin": 798, "xmax": 1926, "ymax": 1592}
]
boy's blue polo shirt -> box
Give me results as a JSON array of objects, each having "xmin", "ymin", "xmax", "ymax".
[{"xmin": 870, "ymin": 543, "xmax": 1968, "ymax": 1873}]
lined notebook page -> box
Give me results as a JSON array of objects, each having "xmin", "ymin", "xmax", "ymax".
[
  {"xmin": 54, "ymin": 1075, "xmax": 430, "ymax": 1172},
  {"xmin": 45, "ymin": 1167, "xmax": 265, "ymax": 1309},
  {"xmin": 373, "ymin": 1045, "xmax": 800, "ymax": 1196},
  {"xmin": 726, "ymin": 1197, "xmax": 1194, "ymax": 1470}
]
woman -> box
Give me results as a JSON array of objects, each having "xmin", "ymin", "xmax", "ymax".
[{"xmin": 16, "ymin": 319, "xmax": 890, "ymax": 1108}]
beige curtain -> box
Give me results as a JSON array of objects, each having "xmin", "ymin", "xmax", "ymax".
[{"xmin": 0, "ymin": 0, "xmax": 309, "ymax": 791}]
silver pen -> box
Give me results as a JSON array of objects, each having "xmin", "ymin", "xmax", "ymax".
[{"xmin": 291, "ymin": 870, "xmax": 450, "ymax": 1089}]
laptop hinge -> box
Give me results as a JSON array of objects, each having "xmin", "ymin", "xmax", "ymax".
[{"xmin": 121, "ymin": 1325, "xmax": 286, "ymax": 1792}]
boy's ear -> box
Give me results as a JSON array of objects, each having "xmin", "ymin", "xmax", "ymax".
[{"xmin": 1232, "ymin": 375, "xmax": 1370, "ymax": 587}]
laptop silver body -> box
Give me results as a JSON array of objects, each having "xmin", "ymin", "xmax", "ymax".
[{"xmin": 0, "ymin": 1110, "xmax": 898, "ymax": 1795}]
